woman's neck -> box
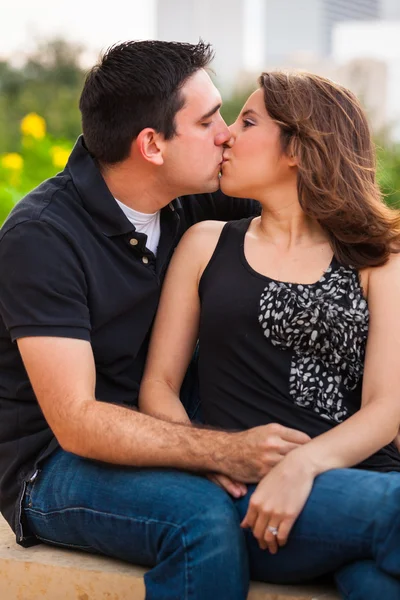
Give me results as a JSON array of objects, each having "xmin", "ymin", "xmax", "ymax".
[{"xmin": 257, "ymin": 189, "xmax": 328, "ymax": 250}]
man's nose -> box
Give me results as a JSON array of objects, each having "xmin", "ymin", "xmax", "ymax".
[
  {"xmin": 216, "ymin": 124, "xmax": 235, "ymax": 147},
  {"xmin": 214, "ymin": 116, "xmax": 232, "ymax": 146},
  {"xmin": 222, "ymin": 124, "xmax": 236, "ymax": 148}
]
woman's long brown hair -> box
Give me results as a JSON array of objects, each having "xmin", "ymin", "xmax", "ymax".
[{"xmin": 259, "ymin": 71, "xmax": 400, "ymax": 268}]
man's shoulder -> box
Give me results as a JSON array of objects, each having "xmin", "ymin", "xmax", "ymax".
[{"xmin": 0, "ymin": 170, "xmax": 75, "ymax": 241}]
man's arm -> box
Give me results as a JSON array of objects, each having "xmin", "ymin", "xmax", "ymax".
[
  {"xmin": 0, "ymin": 219, "xmax": 306, "ymax": 483},
  {"xmin": 139, "ymin": 221, "xmax": 310, "ymax": 478},
  {"xmin": 17, "ymin": 335, "xmax": 307, "ymax": 482}
]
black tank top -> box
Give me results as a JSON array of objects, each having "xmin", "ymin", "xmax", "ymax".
[{"xmin": 198, "ymin": 218, "xmax": 400, "ymax": 472}]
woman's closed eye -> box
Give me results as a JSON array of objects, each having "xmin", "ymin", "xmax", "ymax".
[{"xmin": 242, "ymin": 118, "xmax": 256, "ymax": 129}]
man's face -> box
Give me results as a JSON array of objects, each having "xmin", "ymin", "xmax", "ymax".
[{"xmin": 161, "ymin": 69, "xmax": 231, "ymax": 196}]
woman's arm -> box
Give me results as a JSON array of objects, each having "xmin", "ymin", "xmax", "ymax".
[
  {"xmin": 243, "ymin": 254, "xmax": 400, "ymax": 552},
  {"xmin": 140, "ymin": 220, "xmax": 250, "ymax": 497},
  {"xmin": 139, "ymin": 220, "xmax": 225, "ymax": 423},
  {"xmin": 140, "ymin": 219, "xmax": 312, "ymax": 497},
  {"xmin": 295, "ymin": 254, "xmax": 400, "ymax": 470}
]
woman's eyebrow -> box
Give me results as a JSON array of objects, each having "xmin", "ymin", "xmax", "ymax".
[{"xmin": 241, "ymin": 109, "xmax": 259, "ymax": 118}]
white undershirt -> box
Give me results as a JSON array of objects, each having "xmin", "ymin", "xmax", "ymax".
[{"xmin": 115, "ymin": 199, "xmax": 161, "ymax": 256}]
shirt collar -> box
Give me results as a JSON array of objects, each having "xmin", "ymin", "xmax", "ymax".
[
  {"xmin": 66, "ymin": 135, "xmax": 180, "ymax": 238},
  {"xmin": 66, "ymin": 136, "xmax": 135, "ymax": 237}
]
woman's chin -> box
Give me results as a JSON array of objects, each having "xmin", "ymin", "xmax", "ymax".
[
  {"xmin": 220, "ymin": 177, "xmax": 246, "ymax": 198},
  {"xmin": 220, "ymin": 176, "xmax": 237, "ymax": 196}
]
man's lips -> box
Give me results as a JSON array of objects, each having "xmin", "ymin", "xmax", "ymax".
[{"xmin": 219, "ymin": 155, "xmax": 230, "ymax": 173}]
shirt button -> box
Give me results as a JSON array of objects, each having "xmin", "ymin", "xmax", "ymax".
[
  {"xmin": 142, "ymin": 256, "xmax": 149, "ymax": 264},
  {"xmin": 129, "ymin": 238, "xmax": 139, "ymax": 246}
]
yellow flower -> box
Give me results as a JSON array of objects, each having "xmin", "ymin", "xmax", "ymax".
[
  {"xmin": 1, "ymin": 152, "xmax": 24, "ymax": 171},
  {"xmin": 50, "ymin": 146, "xmax": 70, "ymax": 169},
  {"xmin": 20, "ymin": 113, "xmax": 46, "ymax": 139}
]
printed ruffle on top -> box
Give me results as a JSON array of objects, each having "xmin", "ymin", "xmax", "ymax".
[{"xmin": 258, "ymin": 263, "xmax": 369, "ymax": 423}]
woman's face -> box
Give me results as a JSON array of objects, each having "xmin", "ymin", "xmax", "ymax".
[{"xmin": 220, "ymin": 88, "xmax": 296, "ymax": 200}]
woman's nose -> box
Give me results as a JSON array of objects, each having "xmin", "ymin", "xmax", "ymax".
[{"xmin": 223, "ymin": 125, "xmax": 236, "ymax": 148}]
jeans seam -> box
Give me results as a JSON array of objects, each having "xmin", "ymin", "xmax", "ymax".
[
  {"xmin": 181, "ymin": 525, "xmax": 190, "ymax": 600},
  {"xmin": 24, "ymin": 506, "xmax": 183, "ymax": 530},
  {"xmin": 34, "ymin": 533, "xmax": 94, "ymax": 551},
  {"xmin": 27, "ymin": 506, "xmax": 192, "ymax": 598},
  {"xmin": 335, "ymin": 578, "xmax": 351, "ymax": 599}
]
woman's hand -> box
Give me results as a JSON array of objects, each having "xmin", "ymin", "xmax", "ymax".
[{"xmin": 241, "ymin": 452, "xmax": 316, "ymax": 554}]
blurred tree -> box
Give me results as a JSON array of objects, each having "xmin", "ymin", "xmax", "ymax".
[
  {"xmin": 377, "ymin": 143, "xmax": 400, "ymax": 208},
  {"xmin": 0, "ymin": 39, "xmax": 399, "ymax": 220},
  {"xmin": 220, "ymin": 88, "xmax": 254, "ymax": 126},
  {"xmin": 0, "ymin": 39, "xmax": 85, "ymax": 153}
]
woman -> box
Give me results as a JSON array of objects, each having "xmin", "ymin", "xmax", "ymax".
[{"xmin": 139, "ymin": 71, "xmax": 400, "ymax": 597}]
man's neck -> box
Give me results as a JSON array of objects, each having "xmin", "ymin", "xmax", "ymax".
[{"xmin": 101, "ymin": 162, "xmax": 175, "ymax": 214}]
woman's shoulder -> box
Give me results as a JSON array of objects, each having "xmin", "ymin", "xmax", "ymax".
[
  {"xmin": 179, "ymin": 220, "xmax": 227, "ymax": 252},
  {"xmin": 367, "ymin": 252, "xmax": 400, "ymax": 287},
  {"xmin": 183, "ymin": 216, "xmax": 255, "ymax": 245},
  {"xmin": 186, "ymin": 219, "xmax": 227, "ymax": 237},
  {"xmin": 171, "ymin": 221, "xmax": 228, "ymax": 276},
  {"xmin": 360, "ymin": 253, "xmax": 400, "ymax": 311}
]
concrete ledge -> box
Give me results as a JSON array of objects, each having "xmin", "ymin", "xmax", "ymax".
[{"xmin": 0, "ymin": 517, "xmax": 339, "ymax": 599}]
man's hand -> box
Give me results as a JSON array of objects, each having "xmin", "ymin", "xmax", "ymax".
[
  {"xmin": 207, "ymin": 473, "xmax": 247, "ymax": 498},
  {"xmin": 221, "ymin": 423, "xmax": 311, "ymax": 483}
]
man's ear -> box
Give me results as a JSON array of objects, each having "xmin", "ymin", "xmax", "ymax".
[{"xmin": 135, "ymin": 128, "xmax": 165, "ymax": 166}]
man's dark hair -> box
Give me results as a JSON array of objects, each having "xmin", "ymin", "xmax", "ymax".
[{"xmin": 79, "ymin": 40, "xmax": 214, "ymax": 164}]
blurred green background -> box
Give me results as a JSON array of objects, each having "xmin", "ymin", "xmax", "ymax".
[{"xmin": 1, "ymin": 38, "xmax": 399, "ymax": 225}]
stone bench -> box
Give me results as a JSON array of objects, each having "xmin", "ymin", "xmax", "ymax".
[{"xmin": 0, "ymin": 517, "xmax": 339, "ymax": 599}]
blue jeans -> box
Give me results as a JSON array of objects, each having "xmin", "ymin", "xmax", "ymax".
[
  {"xmin": 24, "ymin": 450, "xmax": 249, "ymax": 600},
  {"xmin": 233, "ymin": 470, "xmax": 400, "ymax": 598},
  {"xmin": 24, "ymin": 453, "xmax": 400, "ymax": 600},
  {"xmin": 21, "ymin": 350, "xmax": 400, "ymax": 600},
  {"xmin": 335, "ymin": 561, "xmax": 400, "ymax": 599}
]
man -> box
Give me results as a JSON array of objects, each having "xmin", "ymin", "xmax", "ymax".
[{"xmin": 0, "ymin": 40, "xmax": 308, "ymax": 599}]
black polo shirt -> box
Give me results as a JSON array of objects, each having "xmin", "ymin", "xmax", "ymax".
[{"xmin": 0, "ymin": 136, "xmax": 260, "ymax": 545}]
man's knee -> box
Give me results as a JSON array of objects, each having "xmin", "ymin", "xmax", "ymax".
[{"xmin": 169, "ymin": 485, "xmax": 246, "ymax": 564}]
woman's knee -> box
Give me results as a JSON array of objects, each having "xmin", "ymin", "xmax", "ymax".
[{"xmin": 335, "ymin": 561, "xmax": 400, "ymax": 600}]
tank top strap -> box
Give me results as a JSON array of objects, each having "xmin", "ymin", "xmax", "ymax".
[
  {"xmin": 219, "ymin": 216, "xmax": 254, "ymax": 244},
  {"xmin": 328, "ymin": 255, "xmax": 359, "ymax": 280},
  {"xmin": 199, "ymin": 217, "xmax": 254, "ymax": 295}
]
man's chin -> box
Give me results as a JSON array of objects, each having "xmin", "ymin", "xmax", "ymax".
[
  {"xmin": 185, "ymin": 175, "xmax": 223, "ymax": 196},
  {"xmin": 200, "ymin": 177, "xmax": 220, "ymax": 194}
]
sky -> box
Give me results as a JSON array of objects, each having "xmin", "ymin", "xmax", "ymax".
[
  {"xmin": 2, "ymin": 0, "xmax": 399, "ymax": 138},
  {"xmin": 0, "ymin": 0, "xmax": 157, "ymax": 64}
]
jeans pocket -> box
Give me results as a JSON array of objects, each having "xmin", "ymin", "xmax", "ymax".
[
  {"xmin": 23, "ymin": 467, "xmax": 43, "ymax": 510},
  {"xmin": 23, "ymin": 508, "xmax": 96, "ymax": 553}
]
